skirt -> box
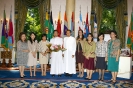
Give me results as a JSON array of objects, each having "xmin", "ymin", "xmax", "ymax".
[
  {"xmin": 76, "ymin": 51, "xmax": 84, "ymax": 63},
  {"xmin": 108, "ymin": 57, "xmax": 119, "ymax": 72},
  {"xmin": 96, "ymin": 57, "xmax": 106, "ymax": 69},
  {"xmin": 84, "ymin": 57, "xmax": 95, "ymax": 70},
  {"xmin": 39, "ymin": 53, "xmax": 48, "ymax": 64},
  {"xmin": 27, "ymin": 52, "xmax": 37, "ymax": 66}
]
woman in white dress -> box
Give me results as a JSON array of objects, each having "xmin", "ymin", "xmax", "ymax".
[
  {"xmin": 38, "ymin": 34, "xmax": 49, "ymax": 76},
  {"xmin": 27, "ymin": 32, "xmax": 38, "ymax": 77}
]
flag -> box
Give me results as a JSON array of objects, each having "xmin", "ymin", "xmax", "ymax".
[
  {"xmin": 70, "ymin": 12, "xmax": 74, "ymax": 36},
  {"xmin": 127, "ymin": 12, "xmax": 133, "ymax": 51},
  {"xmin": 84, "ymin": 12, "xmax": 89, "ymax": 38},
  {"xmin": 93, "ymin": 14, "xmax": 97, "ymax": 39},
  {"xmin": 94, "ymin": 14, "xmax": 97, "ymax": 28},
  {"xmin": 8, "ymin": 7, "xmax": 14, "ymax": 50},
  {"xmin": 56, "ymin": 11, "xmax": 61, "ymax": 37},
  {"xmin": 44, "ymin": 11, "xmax": 50, "ymax": 40},
  {"xmin": 49, "ymin": 10, "xmax": 54, "ymax": 40},
  {"xmin": 79, "ymin": 11, "xmax": 83, "ymax": 30},
  {"xmin": 1, "ymin": 9, "xmax": 8, "ymax": 50},
  {"xmin": 64, "ymin": 10, "xmax": 68, "ymax": 35}
]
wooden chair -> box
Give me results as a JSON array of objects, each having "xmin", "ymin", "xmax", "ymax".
[
  {"xmin": 1, "ymin": 51, "xmax": 12, "ymax": 68},
  {"xmin": 1, "ymin": 51, "xmax": 6, "ymax": 67},
  {"xmin": 7, "ymin": 51, "xmax": 12, "ymax": 67}
]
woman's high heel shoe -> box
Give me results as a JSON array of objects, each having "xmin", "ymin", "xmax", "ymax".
[
  {"xmin": 112, "ymin": 80, "xmax": 116, "ymax": 85},
  {"xmin": 98, "ymin": 78, "xmax": 101, "ymax": 81}
]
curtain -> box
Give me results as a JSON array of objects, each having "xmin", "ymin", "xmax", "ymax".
[
  {"xmin": 15, "ymin": 0, "xmax": 50, "ymax": 41},
  {"xmin": 115, "ymin": 0, "xmax": 126, "ymax": 48},
  {"xmin": 90, "ymin": 0, "xmax": 95, "ymax": 33},
  {"xmin": 22, "ymin": 0, "xmax": 45, "ymax": 8},
  {"xmin": 92, "ymin": 0, "xmax": 126, "ymax": 48},
  {"xmin": 96, "ymin": 1, "xmax": 103, "ymax": 34},
  {"xmin": 90, "ymin": 15, "xmax": 94, "ymax": 34},
  {"xmin": 38, "ymin": 2, "xmax": 45, "ymax": 33},
  {"xmin": 38, "ymin": 0, "xmax": 50, "ymax": 33},
  {"xmin": 91, "ymin": 0, "xmax": 103, "ymax": 34},
  {"xmin": 97, "ymin": 0, "xmax": 123, "ymax": 9},
  {"xmin": 15, "ymin": 0, "xmax": 28, "ymax": 42}
]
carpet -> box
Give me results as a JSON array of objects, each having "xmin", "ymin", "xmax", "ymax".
[
  {"xmin": 0, "ymin": 70, "xmax": 133, "ymax": 88},
  {"xmin": 1, "ymin": 63, "xmax": 133, "ymax": 72},
  {"xmin": 0, "ymin": 70, "xmax": 133, "ymax": 80},
  {"xmin": 0, "ymin": 80, "xmax": 133, "ymax": 88}
]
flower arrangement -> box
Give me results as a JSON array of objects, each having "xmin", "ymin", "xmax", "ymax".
[
  {"xmin": 46, "ymin": 44, "xmax": 66, "ymax": 52},
  {"xmin": 50, "ymin": 45, "xmax": 62, "ymax": 52},
  {"xmin": 46, "ymin": 43, "xmax": 52, "ymax": 53}
]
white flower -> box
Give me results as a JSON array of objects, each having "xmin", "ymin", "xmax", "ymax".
[{"xmin": 50, "ymin": 46, "xmax": 54, "ymax": 50}]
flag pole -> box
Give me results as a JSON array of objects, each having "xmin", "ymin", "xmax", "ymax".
[
  {"xmin": 11, "ymin": 5, "xmax": 12, "ymax": 11},
  {"xmin": 60, "ymin": 5, "xmax": 61, "ymax": 12},
  {"xmin": 60, "ymin": 5, "xmax": 61, "ymax": 23},
  {"xmin": 65, "ymin": 5, "xmax": 66, "ymax": 12},
  {"xmin": 87, "ymin": 6, "xmax": 88, "ymax": 13},
  {"xmin": 46, "ymin": 4, "xmax": 48, "ymax": 12},
  {"xmin": 50, "ymin": 3, "xmax": 52, "ymax": 11},
  {"xmin": 87, "ymin": 6, "xmax": 89, "ymax": 25},
  {"xmin": 10, "ymin": 5, "xmax": 12, "ymax": 18},
  {"xmin": 4, "ymin": 4, "xmax": 5, "ymax": 10},
  {"xmin": 80, "ymin": 5, "xmax": 81, "ymax": 13}
]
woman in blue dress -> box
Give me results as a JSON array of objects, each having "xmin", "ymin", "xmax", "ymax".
[{"xmin": 107, "ymin": 30, "xmax": 120, "ymax": 84}]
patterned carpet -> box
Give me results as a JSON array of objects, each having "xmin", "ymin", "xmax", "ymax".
[
  {"xmin": 0, "ymin": 68, "xmax": 133, "ymax": 88},
  {"xmin": 0, "ymin": 80, "xmax": 133, "ymax": 88}
]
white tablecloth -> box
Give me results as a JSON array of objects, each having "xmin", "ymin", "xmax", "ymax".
[{"xmin": 117, "ymin": 56, "xmax": 132, "ymax": 79}]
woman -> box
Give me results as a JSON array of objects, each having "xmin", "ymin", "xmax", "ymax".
[
  {"xmin": 38, "ymin": 34, "xmax": 49, "ymax": 76},
  {"xmin": 107, "ymin": 30, "xmax": 120, "ymax": 84},
  {"xmin": 83, "ymin": 33, "xmax": 96, "ymax": 80},
  {"xmin": 95, "ymin": 33, "xmax": 107, "ymax": 81},
  {"xmin": 27, "ymin": 32, "xmax": 38, "ymax": 77},
  {"xmin": 17, "ymin": 32, "xmax": 29, "ymax": 78},
  {"xmin": 76, "ymin": 30, "xmax": 85, "ymax": 77}
]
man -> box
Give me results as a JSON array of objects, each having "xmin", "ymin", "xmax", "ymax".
[
  {"xmin": 50, "ymin": 30, "xmax": 64, "ymax": 77},
  {"xmin": 63, "ymin": 30, "xmax": 76, "ymax": 77}
]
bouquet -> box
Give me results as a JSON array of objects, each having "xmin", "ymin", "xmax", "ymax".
[
  {"xmin": 46, "ymin": 44, "xmax": 66, "ymax": 52},
  {"xmin": 46, "ymin": 43, "xmax": 52, "ymax": 53},
  {"xmin": 50, "ymin": 45, "xmax": 62, "ymax": 52}
]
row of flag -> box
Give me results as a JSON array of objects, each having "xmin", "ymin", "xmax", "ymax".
[
  {"xmin": 45, "ymin": 9, "xmax": 94, "ymax": 41},
  {"xmin": 0, "ymin": 7, "xmax": 96, "ymax": 51},
  {"xmin": 1, "ymin": 7, "xmax": 14, "ymax": 51},
  {"xmin": 64, "ymin": 11, "xmax": 91, "ymax": 38},
  {"xmin": 44, "ymin": 10, "xmax": 54, "ymax": 41},
  {"xmin": 127, "ymin": 12, "xmax": 133, "ymax": 51}
]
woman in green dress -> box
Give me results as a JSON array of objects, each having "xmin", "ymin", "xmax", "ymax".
[{"xmin": 107, "ymin": 30, "xmax": 120, "ymax": 84}]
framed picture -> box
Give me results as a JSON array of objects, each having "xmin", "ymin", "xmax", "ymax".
[{"xmin": 120, "ymin": 49, "xmax": 130, "ymax": 57}]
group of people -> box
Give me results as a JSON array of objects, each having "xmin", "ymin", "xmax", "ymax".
[{"xmin": 17, "ymin": 29, "xmax": 120, "ymax": 84}]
